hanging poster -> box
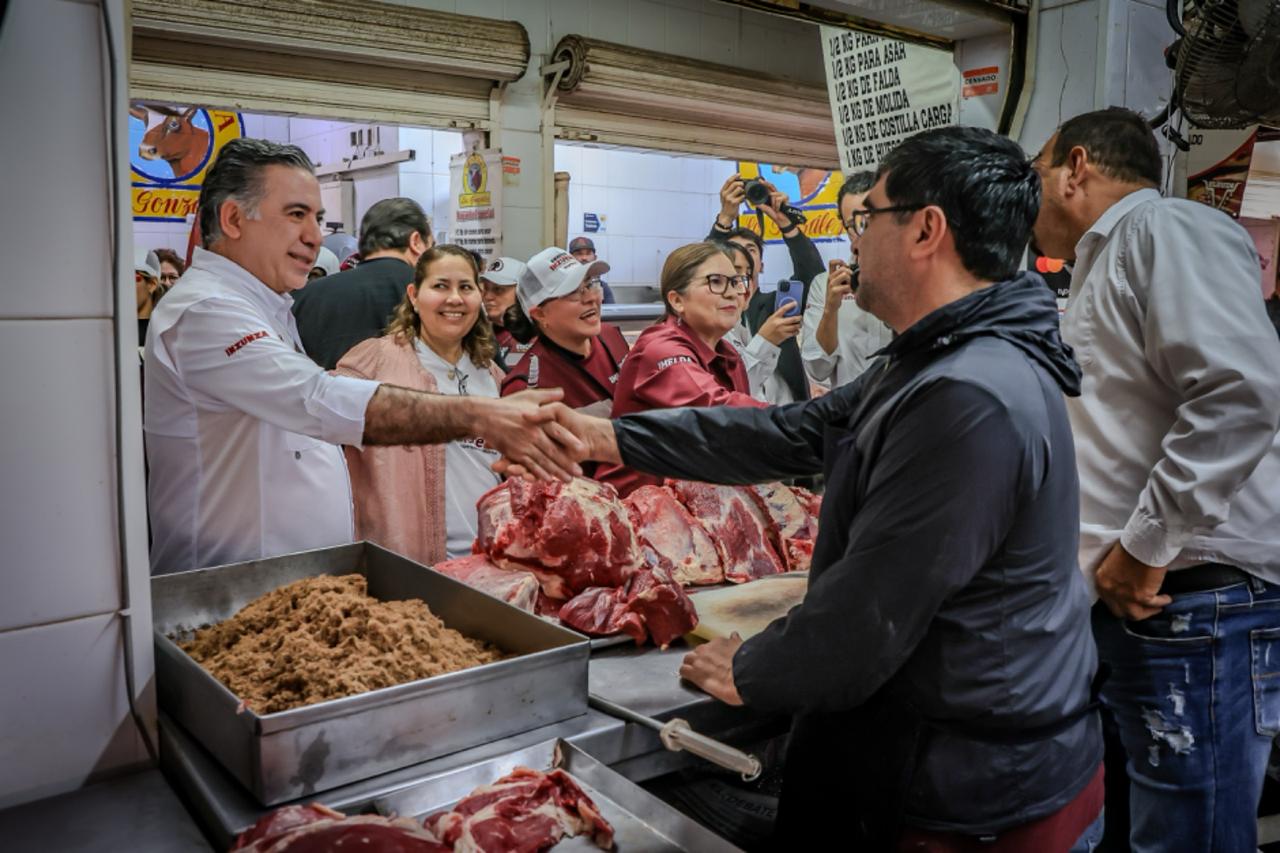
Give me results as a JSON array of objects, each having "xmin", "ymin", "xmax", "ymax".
[
  {"xmin": 819, "ymin": 26, "xmax": 961, "ymax": 174},
  {"xmin": 734, "ymin": 163, "xmax": 844, "ymax": 246},
  {"xmin": 1186, "ymin": 127, "xmax": 1257, "ymax": 217},
  {"xmin": 449, "ymin": 148, "xmax": 503, "ymax": 261},
  {"xmin": 129, "ymin": 103, "xmax": 244, "ymax": 222}
]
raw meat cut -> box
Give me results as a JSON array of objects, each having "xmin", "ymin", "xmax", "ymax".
[
  {"xmin": 623, "ymin": 485, "xmax": 723, "ymax": 586},
  {"xmin": 748, "ymin": 483, "xmax": 821, "ymax": 573},
  {"xmin": 432, "ymin": 555, "xmax": 539, "ymax": 613},
  {"xmin": 423, "ymin": 766, "xmax": 614, "ymax": 852},
  {"xmin": 559, "ymin": 568, "xmax": 698, "ymax": 649},
  {"xmin": 231, "ymin": 803, "xmax": 449, "ymax": 852},
  {"xmin": 475, "ymin": 478, "xmax": 641, "ymax": 599},
  {"xmin": 666, "ymin": 480, "xmax": 785, "ymax": 583}
]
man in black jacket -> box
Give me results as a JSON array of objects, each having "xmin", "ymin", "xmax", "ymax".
[
  {"xmin": 526, "ymin": 128, "xmax": 1103, "ymax": 847},
  {"xmin": 292, "ymin": 197, "xmax": 433, "ymax": 369},
  {"xmin": 709, "ymin": 175, "xmax": 824, "ymax": 404}
]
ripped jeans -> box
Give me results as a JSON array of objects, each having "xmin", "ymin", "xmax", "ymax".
[{"xmin": 1092, "ymin": 577, "xmax": 1280, "ymax": 852}]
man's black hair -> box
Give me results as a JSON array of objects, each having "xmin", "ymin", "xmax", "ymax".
[
  {"xmin": 723, "ymin": 226, "xmax": 763, "ymax": 254},
  {"xmin": 836, "ymin": 170, "xmax": 876, "ymax": 211},
  {"xmin": 358, "ymin": 197, "xmax": 432, "ymax": 256},
  {"xmin": 877, "ymin": 126, "xmax": 1040, "ymax": 282},
  {"xmin": 709, "ymin": 237, "xmax": 754, "ymax": 276},
  {"xmin": 1050, "ymin": 107, "xmax": 1162, "ymax": 186},
  {"xmin": 198, "ymin": 138, "xmax": 314, "ymax": 248}
]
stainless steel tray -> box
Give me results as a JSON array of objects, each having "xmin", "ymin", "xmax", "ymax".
[
  {"xmin": 152, "ymin": 542, "xmax": 590, "ymax": 806},
  {"xmin": 374, "ymin": 739, "xmax": 742, "ymax": 852}
]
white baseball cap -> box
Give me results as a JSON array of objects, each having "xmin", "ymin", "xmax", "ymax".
[
  {"xmin": 518, "ymin": 247, "xmax": 609, "ymax": 313},
  {"xmin": 481, "ymin": 256, "xmax": 527, "ymax": 288},
  {"xmin": 134, "ymin": 247, "xmax": 161, "ymax": 280},
  {"xmin": 311, "ymin": 246, "xmax": 340, "ymax": 277}
]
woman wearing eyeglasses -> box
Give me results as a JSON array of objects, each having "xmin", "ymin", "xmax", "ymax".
[
  {"xmin": 596, "ymin": 241, "xmax": 766, "ymax": 497},
  {"xmin": 501, "ymin": 247, "xmax": 630, "ymax": 418},
  {"xmin": 335, "ymin": 245, "xmax": 504, "ymax": 563}
]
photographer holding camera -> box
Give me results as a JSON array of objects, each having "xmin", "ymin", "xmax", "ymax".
[{"xmin": 708, "ymin": 172, "xmax": 823, "ymax": 405}]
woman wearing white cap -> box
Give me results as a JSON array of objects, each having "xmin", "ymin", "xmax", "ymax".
[
  {"xmin": 135, "ymin": 247, "xmax": 164, "ymax": 346},
  {"xmin": 335, "ymin": 245, "xmax": 504, "ymax": 563},
  {"xmin": 500, "ymin": 247, "xmax": 630, "ymax": 421},
  {"xmin": 480, "ymin": 256, "xmax": 535, "ymax": 367}
]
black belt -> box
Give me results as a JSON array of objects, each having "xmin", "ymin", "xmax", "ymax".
[{"xmin": 1158, "ymin": 562, "xmax": 1251, "ymax": 595}]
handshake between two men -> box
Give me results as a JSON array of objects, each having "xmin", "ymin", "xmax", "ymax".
[{"xmin": 461, "ymin": 389, "xmax": 617, "ymax": 482}]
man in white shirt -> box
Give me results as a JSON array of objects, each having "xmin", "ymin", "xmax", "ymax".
[
  {"xmin": 1032, "ymin": 107, "xmax": 1280, "ymax": 852},
  {"xmin": 801, "ymin": 171, "xmax": 895, "ymax": 389},
  {"xmin": 144, "ymin": 138, "xmax": 582, "ymax": 574}
]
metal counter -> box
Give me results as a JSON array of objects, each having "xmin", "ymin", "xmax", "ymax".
[{"xmin": 162, "ymin": 643, "xmax": 785, "ymax": 849}]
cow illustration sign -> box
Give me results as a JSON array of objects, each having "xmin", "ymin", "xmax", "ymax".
[{"xmin": 129, "ymin": 102, "xmax": 244, "ymax": 222}]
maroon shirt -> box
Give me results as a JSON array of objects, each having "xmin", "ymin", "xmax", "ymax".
[
  {"xmin": 500, "ymin": 324, "xmax": 629, "ymax": 411},
  {"xmin": 597, "ymin": 316, "xmax": 764, "ymax": 496}
]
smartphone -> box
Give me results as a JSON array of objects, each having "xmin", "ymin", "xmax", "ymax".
[{"xmin": 774, "ymin": 279, "xmax": 803, "ymax": 317}]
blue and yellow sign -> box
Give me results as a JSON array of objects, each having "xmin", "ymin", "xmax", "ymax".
[
  {"xmin": 129, "ymin": 104, "xmax": 244, "ymax": 222},
  {"xmin": 734, "ymin": 163, "xmax": 846, "ymax": 245}
]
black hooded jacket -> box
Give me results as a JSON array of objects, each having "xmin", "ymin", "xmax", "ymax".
[{"xmin": 613, "ymin": 273, "xmax": 1101, "ymax": 842}]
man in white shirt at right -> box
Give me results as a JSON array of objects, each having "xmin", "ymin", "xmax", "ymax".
[
  {"xmin": 1032, "ymin": 106, "xmax": 1280, "ymax": 852},
  {"xmin": 801, "ymin": 171, "xmax": 895, "ymax": 390}
]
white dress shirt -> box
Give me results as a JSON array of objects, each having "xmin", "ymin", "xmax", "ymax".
[
  {"xmin": 725, "ymin": 320, "xmax": 796, "ymax": 405},
  {"xmin": 144, "ymin": 248, "xmax": 380, "ymax": 574},
  {"xmin": 1063, "ymin": 188, "xmax": 1280, "ymax": 585},
  {"xmin": 801, "ymin": 270, "xmax": 895, "ymax": 389},
  {"xmin": 412, "ymin": 341, "xmax": 501, "ymax": 559}
]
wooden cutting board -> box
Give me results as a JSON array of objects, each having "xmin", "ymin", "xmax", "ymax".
[{"xmin": 688, "ymin": 573, "xmax": 808, "ymax": 642}]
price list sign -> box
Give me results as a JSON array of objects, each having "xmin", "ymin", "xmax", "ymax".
[{"xmin": 820, "ymin": 26, "xmax": 961, "ymax": 173}]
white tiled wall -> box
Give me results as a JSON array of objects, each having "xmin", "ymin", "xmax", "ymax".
[
  {"xmin": 555, "ymin": 142, "xmax": 853, "ymax": 289},
  {"xmin": 1, "ymin": 0, "xmax": 152, "ymax": 810},
  {"xmin": 0, "ymin": 615, "xmax": 144, "ymax": 809}
]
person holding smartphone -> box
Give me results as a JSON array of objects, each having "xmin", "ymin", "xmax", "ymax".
[
  {"xmin": 802, "ymin": 171, "xmax": 896, "ymax": 390},
  {"xmin": 709, "ymin": 174, "xmax": 822, "ymax": 405}
]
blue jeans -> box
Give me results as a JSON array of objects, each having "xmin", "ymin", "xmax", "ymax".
[{"xmin": 1093, "ymin": 577, "xmax": 1280, "ymax": 852}]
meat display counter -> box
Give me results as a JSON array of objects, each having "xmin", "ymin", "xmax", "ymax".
[{"xmin": 160, "ymin": 643, "xmax": 785, "ymax": 849}]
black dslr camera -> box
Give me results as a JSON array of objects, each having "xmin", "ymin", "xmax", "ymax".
[
  {"xmin": 740, "ymin": 177, "xmax": 807, "ymax": 225},
  {"xmin": 742, "ymin": 177, "xmax": 773, "ymax": 207}
]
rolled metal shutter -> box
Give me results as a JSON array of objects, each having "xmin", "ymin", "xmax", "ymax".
[
  {"xmin": 551, "ymin": 35, "xmax": 839, "ymax": 169},
  {"xmin": 129, "ymin": 0, "xmax": 530, "ymax": 128}
]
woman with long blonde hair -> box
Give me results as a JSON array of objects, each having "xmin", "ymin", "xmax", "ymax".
[{"xmin": 336, "ymin": 244, "xmax": 502, "ymax": 563}]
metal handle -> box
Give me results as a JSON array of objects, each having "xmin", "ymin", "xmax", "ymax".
[{"xmin": 659, "ymin": 718, "xmax": 762, "ymax": 782}]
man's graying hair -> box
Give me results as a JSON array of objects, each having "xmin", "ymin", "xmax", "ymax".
[
  {"xmin": 359, "ymin": 198, "xmax": 432, "ymax": 256},
  {"xmin": 197, "ymin": 138, "xmax": 315, "ymax": 248},
  {"xmin": 876, "ymin": 126, "xmax": 1040, "ymax": 282}
]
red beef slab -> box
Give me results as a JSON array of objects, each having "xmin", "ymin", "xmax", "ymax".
[
  {"xmin": 558, "ymin": 568, "xmax": 697, "ymax": 649},
  {"xmin": 231, "ymin": 804, "xmax": 449, "ymax": 852},
  {"xmin": 424, "ymin": 766, "xmax": 614, "ymax": 852},
  {"xmin": 747, "ymin": 482, "xmax": 821, "ymax": 572},
  {"xmin": 431, "ymin": 554, "xmax": 539, "ymax": 613},
  {"xmin": 474, "ymin": 478, "xmax": 641, "ymax": 598},
  {"xmin": 623, "ymin": 485, "xmax": 723, "ymax": 586},
  {"xmin": 665, "ymin": 480, "xmax": 785, "ymax": 582}
]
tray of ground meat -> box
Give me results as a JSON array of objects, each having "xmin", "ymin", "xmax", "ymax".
[
  {"xmin": 372, "ymin": 739, "xmax": 743, "ymax": 852},
  {"xmin": 152, "ymin": 542, "xmax": 589, "ymax": 807}
]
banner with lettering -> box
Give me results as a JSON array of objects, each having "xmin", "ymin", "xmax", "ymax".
[
  {"xmin": 820, "ymin": 27, "xmax": 960, "ymax": 173},
  {"xmin": 449, "ymin": 148, "xmax": 504, "ymax": 261},
  {"xmin": 129, "ymin": 104, "xmax": 244, "ymax": 222}
]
